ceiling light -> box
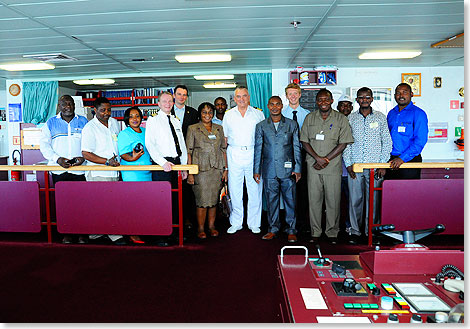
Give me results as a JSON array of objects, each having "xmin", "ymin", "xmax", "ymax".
[
  {"xmin": 0, "ymin": 62, "xmax": 55, "ymax": 71},
  {"xmin": 359, "ymin": 51, "xmax": 422, "ymax": 59},
  {"xmin": 194, "ymin": 74, "xmax": 234, "ymax": 80},
  {"xmin": 73, "ymin": 79, "xmax": 115, "ymax": 85},
  {"xmin": 203, "ymin": 82, "xmax": 237, "ymax": 89},
  {"xmin": 175, "ymin": 54, "xmax": 231, "ymax": 63}
]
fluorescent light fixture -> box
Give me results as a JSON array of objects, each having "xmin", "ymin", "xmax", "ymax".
[
  {"xmin": 194, "ymin": 74, "xmax": 234, "ymax": 80},
  {"xmin": 203, "ymin": 82, "xmax": 237, "ymax": 89},
  {"xmin": 359, "ymin": 51, "xmax": 422, "ymax": 59},
  {"xmin": 175, "ymin": 54, "xmax": 231, "ymax": 63},
  {"xmin": 0, "ymin": 62, "xmax": 55, "ymax": 71},
  {"xmin": 73, "ymin": 78, "xmax": 115, "ymax": 85}
]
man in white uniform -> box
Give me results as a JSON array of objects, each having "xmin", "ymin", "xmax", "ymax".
[
  {"xmin": 81, "ymin": 97, "xmax": 124, "ymax": 245},
  {"xmin": 222, "ymin": 86, "xmax": 265, "ymax": 234}
]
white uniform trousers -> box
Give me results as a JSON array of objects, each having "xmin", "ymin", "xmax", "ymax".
[{"xmin": 227, "ymin": 146, "xmax": 263, "ymax": 229}]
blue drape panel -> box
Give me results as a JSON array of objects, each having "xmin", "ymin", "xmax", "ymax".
[
  {"xmin": 246, "ymin": 73, "xmax": 272, "ymax": 118},
  {"xmin": 23, "ymin": 81, "xmax": 59, "ymax": 124}
]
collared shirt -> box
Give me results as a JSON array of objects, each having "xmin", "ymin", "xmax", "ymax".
[
  {"xmin": 174, "ymin": 105, "xmax": 185, "ymax": 123},
  {"xmin": 300, "ymin": 109, "xmax": 353, "ymax": 175},
  {"xmin": 40, "ymin": 113, "xmax": 88, "ymax": 175},
  {"xmin": 81, "ymin": 116, "xmax": 121, "ymax": 178},
  {"xmin": 222, "ymin": 105, "xmax": 265, "ymax": 147},
  {"xmin": 343, "ymin": 109, "xmax": 393, "ymax": 168},
  {"xmin": 145, "ymin": 111, "xmax": 188, "ymax": 166},
  {"xmin": 282, "ymin": 104, "xmax": 310, "ymax": 129},
  {"xmin": 387, "ymin": 102, "xmax": 428, "ymax": 162},
  {"xmin": 212, "ymin": 116, "xmax": 223, "ymax": 126}
]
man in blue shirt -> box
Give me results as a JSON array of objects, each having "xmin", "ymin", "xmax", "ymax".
[{"xmin": 387, "ymin": 83, "xmax": 428, "ymax": 179}]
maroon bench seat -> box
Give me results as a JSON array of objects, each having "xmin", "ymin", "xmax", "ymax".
[
  {"xmin": 0, "ymin": 181, "xmax": 41, "ymax": 232},
  {"xmin": 55, "ymin": 181, "xmax": 172, "ymax": 235}
]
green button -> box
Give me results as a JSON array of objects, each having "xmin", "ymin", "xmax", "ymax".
[
  {"xmin": 367, "ymin": 283, "xmax": 376, "ymax": 289},
  {"xmin": 344, "ymin": 303, "xmax": 353, "ymax": 309},
  {"xmin": 353, "ymin": 303, "xmax": 362, "ymax": 309},
  {"xmin": 369, "ymin": 304, "xmax": 379, "ymax": 309},
  {"xmin": 361, "ymin": 304, "xmax": 370, "ymax": 309}
]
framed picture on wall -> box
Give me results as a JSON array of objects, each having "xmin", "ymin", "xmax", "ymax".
[{"xmin": 401, "ymin": 73, "xmax": 421, "ymax": 96}]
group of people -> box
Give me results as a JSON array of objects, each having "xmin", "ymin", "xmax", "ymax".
[{"xmin": 39, "ymin": 81, "xmax": 428, "ymax": 246}]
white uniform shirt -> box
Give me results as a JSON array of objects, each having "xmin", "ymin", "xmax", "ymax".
[
  {"xmin": 81, "ymin": 116, "xmax": 121, "ymax": 178},
  {"xmin": 40, "ymin": 113, "xmax": 88, "ymax": 175},
  {"xmin": 145, "ymin": 111, "xmax": 188, "ymax": 166},
  {"xmin": 222, "ymin": 106, "xmax": 265, "ymax": 147}
]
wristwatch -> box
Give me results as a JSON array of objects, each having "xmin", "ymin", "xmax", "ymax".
[{"xmin": 105, "ymin": 159, "xmax": 110, "ymax": 166}]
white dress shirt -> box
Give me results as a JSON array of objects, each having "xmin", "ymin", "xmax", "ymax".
[
  {"xmin": 81, "ymin": 116, "xmax": 121, "ymax": 178},
  {"xmin": 222, "ymin": 106, "xmax": 265, "ymax": 147},
  {"xmin": 145, "ymin": 111, "xmax": 188, "ymax": 166}
]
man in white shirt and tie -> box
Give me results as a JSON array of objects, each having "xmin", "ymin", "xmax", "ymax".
[
  {"xmin": 282, "ymin": 83, "xmax": 311, "ymax": 235},
  {"xmin": 223, "ymin": 86, "xmax": 265, "ymax": 234}
]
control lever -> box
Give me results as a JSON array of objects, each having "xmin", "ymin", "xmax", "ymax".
[{"xmin": 313, "ymin": 244, "xmax": 330, "ymax": 266}]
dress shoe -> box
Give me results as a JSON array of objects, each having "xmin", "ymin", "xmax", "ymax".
[
  {"xmin": 197, "ymin": 231, "xmax": 207, "ymax": 239},
  {"xmin": 262, "ymin": 232, "xmax": 277, "ymax": 240},
  {"xmin": 62, "ymin": 235, "xmax": 73, "ymax": 244},
  {"xmin": 287, "ymin": 234, "xmax": 297, "ymax": 243},
  {"xmin": 227, "ymin": 225, "xmax": 242, "ymax": 234},
  {"xmin": 309, "ymin": 237, "xmax": 319, "ymax": 244},
  {"xmin": 78, "ymin": 235, "xmax": 89, "ymax": 244},
  {"xmin": 250, "ymin": 227, "xmax": 261, "ymax": 234},
  {"xmin": 348, "ymin": 234, "xmax": 360, "ymax": 245},
  {"xmin": 327, "ymin": 237, "xmax": 338, "ymax": 245},
  {"xmin": 130, "ymin": 235, "xmax": 145, "ymax": 244},
  {"xmin": 209, "ymin": 228, "xmax": 219, "ymax": 237},
  {"xmin": 155, "ymin": 240, "xmax": 170, "ymax": 247},
  {"xmin": 113, "ymin": 237, "xmax": 127, "ymax": 246}
]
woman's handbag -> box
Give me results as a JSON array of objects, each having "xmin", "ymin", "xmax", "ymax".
[{"xmin": 219, "ymin": 182, "xmax": 232, "ymax": 217}]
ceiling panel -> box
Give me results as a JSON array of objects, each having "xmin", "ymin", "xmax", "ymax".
[{"xmin": 0, "ymin": 0, "xmax": 463, "ymax": 91}]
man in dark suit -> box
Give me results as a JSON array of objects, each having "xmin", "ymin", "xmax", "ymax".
[
  {"xmin": 170, "ymin": 85, "xmax": 199, "ymax": 230},
  {"xmin": 253, "ymin": 96, "xmax": 302, "ymax": 243},
  {"xmin": 170, "ymin": 85, "xmax": 199, "ymax": 137}
]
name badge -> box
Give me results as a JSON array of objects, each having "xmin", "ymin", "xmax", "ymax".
[
  {"xmin": 370, "ymin": 122, "xmax": 379, "ymax": 129},
  {"xmin": 398, "ymin": 126, "xmax": 406, "ymax": 133},
  {"xmin": 112, "ymin": 134, "xmax": 118, "ymax": 142},
  {"xmin": 316, "ymin": 134, "xmax": 325, "ymax": 141},
  {"xmin": 208, "ymin": 134, "xmax": 217, "ymax": 140},
  {"xmin": 284, "ymin": 161, "xmax": 292, "ymax": 169}
]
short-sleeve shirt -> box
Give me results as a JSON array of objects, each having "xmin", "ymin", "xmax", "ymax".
[
  {"xmin": 300, "ymin": 109, "xmax": 353, "ymax": 175},
  {"xmin": 117, "ymin": 127, "xmax": 152, "ymax": 181},
  {"xmin": 81, "ymin": 117, "xmax": 121, "ymax": 178},
  {"xmin": 222, "ymin": 106, "xmax": 265, "ymax": 147}
]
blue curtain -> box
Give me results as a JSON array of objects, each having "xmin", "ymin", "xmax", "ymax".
[
  {"xmin": 23, "ymin": 81, "xmax": 58, "ymax": 124},
  {"xmin": 246, "ymin": 73, "xmax": 272, "ymax": 118}
]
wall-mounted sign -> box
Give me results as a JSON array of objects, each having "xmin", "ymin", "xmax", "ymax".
[
  {"xmin": 433, "ymin": 77, "xmax": 442, "ymax": 88},
  {"xmin": 8, "ymin": 103, "xmax": 22, "ymax": 122},
  {"xmin": 450, "ymin": 100, "xmax": 460, "ymax": 110}
]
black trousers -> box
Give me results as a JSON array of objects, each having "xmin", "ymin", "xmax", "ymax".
[
  {"xmin": 51, "ymin": 172, "xmax": 86, "ymax": 185},
  {"xmin": 152, "ymin": 157, "xmax": 180, "ymax": 225},
  {"xmin": 385, "ymin": 154, "xmax": 422, "ymax": 180}
]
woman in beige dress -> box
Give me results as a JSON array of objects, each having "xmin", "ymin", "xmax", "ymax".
[{"xmin": 186, "ymin": 102, "xmax": 228, "ymax": 239}]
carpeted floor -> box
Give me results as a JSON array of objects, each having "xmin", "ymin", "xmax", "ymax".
[{"xmin": 0, "ymin": 214, "xmax": 463, "ymax": 323}]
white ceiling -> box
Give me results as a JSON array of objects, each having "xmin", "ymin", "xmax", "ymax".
[{"xmin": 0, "ymin": 0, "xmax": 464, "ymax": 91}]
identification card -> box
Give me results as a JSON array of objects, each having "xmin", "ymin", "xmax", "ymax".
[
  {"xmin": 284, "ymin": 161, "xmax": 292, "ymax": 169},
  {"xmin": 208, "ymin": 134, "xmax": 217, "ymax": 140},
  {"xmin": 112, "ymin": 134, "xmax": 118, "ymax": 142},
  {"xmin": 316, "ymin": 134, "xmax": 325, "ymax": 141},
  {"xmin": 370, "ymin": 122, "xmax": 379, "ymax": 129},
  {"xmin": 398, "ymin": 126, "xmax": 406, "ymax": 133}
]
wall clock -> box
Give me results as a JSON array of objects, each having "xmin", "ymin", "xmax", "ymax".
[{"xmin": 9, "ymin": 84, "xmax": 21, "ymax": 96}]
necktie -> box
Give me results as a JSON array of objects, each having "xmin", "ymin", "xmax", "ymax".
[
  {"xmin": 292, "ymin": 110, "xmax": 298, "ymax": 122},
  {"xmin": 167, "ymin": 115, "xmax": 182, "ymax": 157}
]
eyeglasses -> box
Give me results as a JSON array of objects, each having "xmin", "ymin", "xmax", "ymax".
[{"xmin": 357, "ymin": 96, "xmax": 372, "ymax": 100}]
